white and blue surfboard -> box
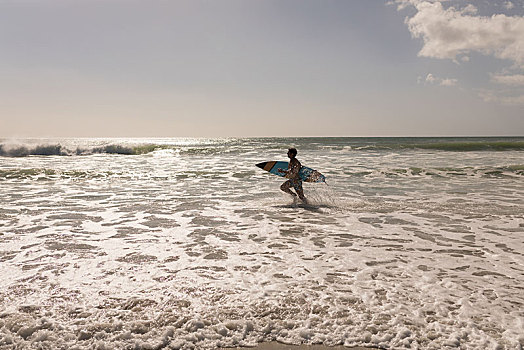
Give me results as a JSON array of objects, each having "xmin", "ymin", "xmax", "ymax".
[{"xmin": 256, "ymin": 161, "xmax": 326, "ymax": 183}]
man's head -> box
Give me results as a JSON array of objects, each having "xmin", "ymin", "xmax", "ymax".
[{"xmin": 287, "ymin": 148, "xmax": 297, "ymax": 159}]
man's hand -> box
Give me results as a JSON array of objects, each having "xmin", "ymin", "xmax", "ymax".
[{"xmin": 277, "ymin": 168, "xmax": 286, "ymax": 174}]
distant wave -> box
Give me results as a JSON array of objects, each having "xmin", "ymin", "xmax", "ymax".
[
  {"xmin": 402, "ymin": 141, "xmax": 524, "ymax": 151},
  {"xmin": 0, "ymin": 144, "xmax": 68, "ymax": 157},
  {"xmin": 352, "ymin": 140, "xmax": 524, "ymax": 152},
  {"xmin": 2, "ymin": 165, "xmax": 522, "ymax": 181},
  {"xmin": 0, "ymin": 144, "xmax": 161, "ymax": 157},
  {"xmin": 0, "ymin": 142, "xmax": 237, "ymax": 157},
  {"xmin": 1, "ymin": 138, "xmax": 523, "ymax": 157},
  {"xmin": 346, "ymin": 165, "xmax": 524, "ymax": 178},
  {"xmin": 0, "ymin": 168, "xmax": 116, "ymax": 180},
  {"xmin": 285, "ymin": 138, "xmax": 524, "ymax": 152}
]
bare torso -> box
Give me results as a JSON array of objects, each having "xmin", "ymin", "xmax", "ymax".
[{"xmin": 287, "ymin": 158, "xmax": 301, "ymax": 180}]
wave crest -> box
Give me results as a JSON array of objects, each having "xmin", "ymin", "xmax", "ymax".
[
  {"xmin": 1, "ymin": 138, "xmax": 523, "ymax": 157},
  {"xmin": 345, "ymin": 140, "xmax": 524, "ymax": 152},
  {"xmin": 346, "ymin": 165, "xmax": 524, "ymax": 178},
  {"xmin": 0, "ymin": 143, "xmax": 145, "ymax": 157}
]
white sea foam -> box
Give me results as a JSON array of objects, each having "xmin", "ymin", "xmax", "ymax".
[{"xmin": 0, "ymin": 137, "xmax": 523, "ymax": 349}]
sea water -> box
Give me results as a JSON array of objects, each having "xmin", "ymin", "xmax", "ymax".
[{"xmin": 0, "ymin": 137, "xmax": 523, "ymax": 349}]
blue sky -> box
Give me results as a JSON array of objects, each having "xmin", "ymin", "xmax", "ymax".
[{"xmin": 1, "ymin": 0, "xmax": 523, "ymax": 137}]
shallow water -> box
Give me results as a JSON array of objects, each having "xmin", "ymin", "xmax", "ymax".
[{"xmin": 0, "ymin": 137, "xmax": 523, "ymax": 349}]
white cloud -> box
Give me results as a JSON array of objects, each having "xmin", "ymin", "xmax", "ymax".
[
  {"xmin": 462, "ymin": 4, "xmax": 478, "ymax": 14},
  {"xmin": 391, "ymin": 0, "xmax": 449, "ymax": 11},
  {"xmin": 491, "ymin": 74, "xmax": 524, "ymax": 85},
  {"xmin": 395, "ymin": 0, "xmax": 524, "ymax": 105},
  {"xmin": 504, "ymin": 1, "xmax": 515, "ymax": 10},
  {"xmin": 388, "ymin": 0, "xmax": 413, "ymax": 11},
  {"xmin": 425, "ymin": 73, "xmax": 437, "ymax": 84},
  {"xmin": 399, "ymin": 1, "xmax": 524, "ymax": 67},
  {"xmin": 440, "ymin": 78, "xmax": 458, "ymax": 86},
  {"xmin": 422, "ymin": 73, "xmax": 458, "ymax": 86},
  {"xmin": 479, "ymin": 89, "xmax": 524, "ymax": 105}
]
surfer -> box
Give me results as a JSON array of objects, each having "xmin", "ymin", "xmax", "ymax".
[{"xmin": 278, "ymin": 148, "xmax": 307, "ymax": 203}]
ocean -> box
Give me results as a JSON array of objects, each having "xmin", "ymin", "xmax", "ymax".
[{"xmin": 0, "ymin": 137, "xmax": 523, "ymax": 349}]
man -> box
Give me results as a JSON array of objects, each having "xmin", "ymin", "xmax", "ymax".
[{"xmin": 278, "ymin": 148, "xmax": 307, "ymax": 203}]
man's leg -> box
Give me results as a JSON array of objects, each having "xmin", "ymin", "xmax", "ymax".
[
  {"xmin": 296, "ymin": 188, "xmax": 307, "ymax": 202},
  {"xmin": 294, "ymin": 180, "xmax": 307, "ymax": 203},
  {"xmin": 280, "ymin": 180, "xmax": 297, "ymax": 197}
]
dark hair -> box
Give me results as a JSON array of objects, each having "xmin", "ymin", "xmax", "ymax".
[{"xmin": 288, "ymin": 148, "xmax": 297, "ymax": 156}]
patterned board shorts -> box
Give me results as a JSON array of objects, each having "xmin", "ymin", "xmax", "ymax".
[{"xmin": 289, "ymin": 178, "xmax": 303, "ymax": 192}]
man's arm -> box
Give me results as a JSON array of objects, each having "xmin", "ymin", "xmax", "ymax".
[
  {"xmin": 278, "ymin": 167, "xmax": 293, "ymax": 177},
  {"xmin": 278, "ymin": 160, "xmax": 301, "ymax": 177}
]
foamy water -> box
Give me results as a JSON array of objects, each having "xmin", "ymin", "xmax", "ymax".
[{"xmin": 1, "ymin": 137, "xmax": 523, "ymax": 349}]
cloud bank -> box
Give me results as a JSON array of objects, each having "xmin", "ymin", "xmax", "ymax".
[
  {"xmin": 405, "ymin": 1, "xmax": 524, "ymax": 66},
  {"xmin": 394, "ymin": 0, "xmax": 524, "ymax": 105},
  {"xmin": 491, "ymin": 73, "xmax": 524, "ymax": 86}
]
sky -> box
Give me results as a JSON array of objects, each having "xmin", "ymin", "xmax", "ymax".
[{"xmin": 1, "ymin": 0, "xmax": 523, "ymax": 137}]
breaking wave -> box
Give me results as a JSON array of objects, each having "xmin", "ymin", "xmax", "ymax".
[
  {"xmin": 2, "ymin": 165, "xmax": 522, "ymax": 182},
  {"xmin": 1, "ymin": 138, "xmax": 524, "ymax": 157},
  {"xmin": 0, "ymin": 144, "xmax": 159, "ymax": 157},
  {"xmin": 0, "ymin": 168, "xmax": 116, "ymax": 180},
  {"xmin": 0, "ymin": 141, "xmax": 235, "ymax": 157},
  {"xmin": 322, "ymin": 140, "xmax": 524, "ymax": 152},
  {"xmin": 384, "ymin": 140, "xmax": 524, "ymax": 152},
  {"xmin": 345, "ymin": 165, "xmax": 524, "ymax": 178}
]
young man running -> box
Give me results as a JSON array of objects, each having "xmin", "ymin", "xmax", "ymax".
[{"xmin": 278, "ymin": 148, "xmax": 307, "ymax": 203}]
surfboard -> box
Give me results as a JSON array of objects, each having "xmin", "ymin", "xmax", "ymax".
[{"xmin": 256, "ymin": 161, "xmax": 326, "ymax": 183}]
